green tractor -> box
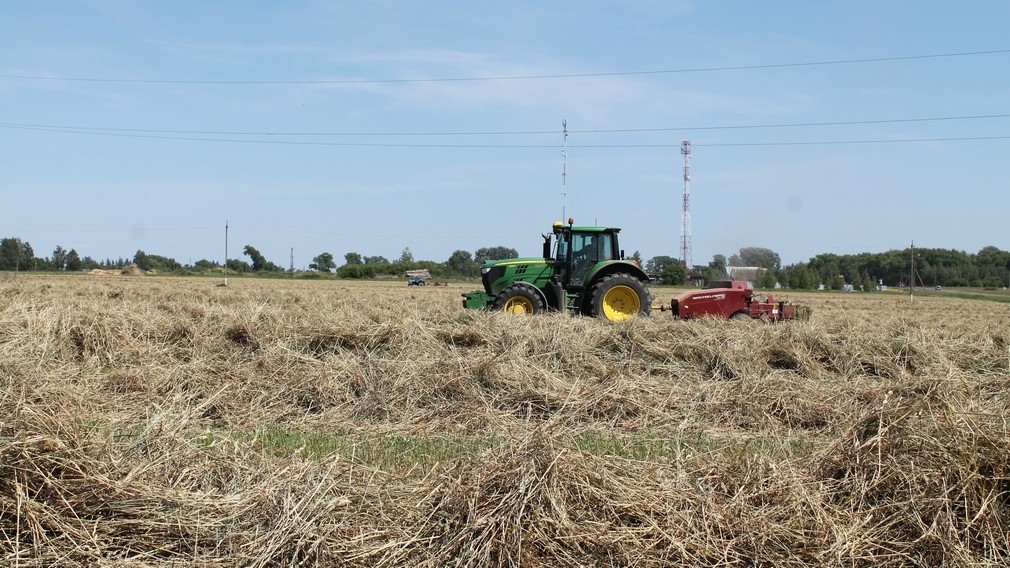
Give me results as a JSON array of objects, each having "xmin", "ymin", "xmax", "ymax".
[{"xmin": 462, "ymin": 220, "xmax": 652, "ymax": 321}]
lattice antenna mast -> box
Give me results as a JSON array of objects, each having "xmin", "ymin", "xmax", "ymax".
[
  {"xmin": 679, "ymin": 140, "xmax": 693, "ymax": 268},
  {"xmin": 561, "ymin": 119, "xmax": 568, "ymax": 221}
]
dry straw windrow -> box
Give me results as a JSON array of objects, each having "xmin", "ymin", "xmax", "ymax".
[{"xmin": 1, "ymin": 273, "xmax": 1008, "ymax": 566}]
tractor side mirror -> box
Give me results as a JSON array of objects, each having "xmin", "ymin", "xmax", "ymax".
[
  {"xmin": 542, "ymin": 235, "xmax": 551, "ymax": 260},
  {"xmin": 620, "ymin": 249, "xmax": 625, "ymax": 260}
]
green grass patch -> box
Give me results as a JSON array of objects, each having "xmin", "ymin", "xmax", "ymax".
[
  {"xmin": 90, "ymin": 420, "xmax": 817, "ymax": 471},
  {"xmin": 574, "ymin": 431, "xmax": 816, "ymax": 462},
  {"xmin": 226, "ymin": 428, "xmax": 506, "ymax": 471}
]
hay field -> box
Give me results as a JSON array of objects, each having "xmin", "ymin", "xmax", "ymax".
[{"xmin": 2, "ymin": 274, "xmax": 1008, "ymax": 566}]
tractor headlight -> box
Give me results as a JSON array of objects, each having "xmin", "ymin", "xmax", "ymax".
[{"xmin": 481, "ymin": 266, "xmax": 491, "ymax": 275}]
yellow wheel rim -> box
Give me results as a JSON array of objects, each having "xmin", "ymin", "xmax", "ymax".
[
  {"xmin": 602, "ymin": 285, "xmax": 640, "ymax": 321},
  {"xmin": 503, "ymin": 296, "xmax": 535, "ymax": 314}
]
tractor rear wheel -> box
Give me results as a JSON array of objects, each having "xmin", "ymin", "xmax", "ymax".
[
  {"xmin": 589, "ymin": 274, "xmax": 651, "ymax": 322},
  {"xmin": 493, "ymin": 285, "xmax": 545, "ymax": 315}
]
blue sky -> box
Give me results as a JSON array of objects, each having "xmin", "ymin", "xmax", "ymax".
[{"xmin": 3, "ymin": 1, "xmax": 1009, "ymax": 269}]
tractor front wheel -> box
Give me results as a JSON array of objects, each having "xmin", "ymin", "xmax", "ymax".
[
  {"xmin": 493, "ymin": 285, "xmax": 545, "ymax": 315},
  {"xmin": 589, "ymin": 274, "xmax": 651, "ymax": 322}
]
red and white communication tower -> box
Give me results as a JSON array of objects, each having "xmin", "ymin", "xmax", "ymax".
[{"xmin": 679, "ymin": 139, "xmax": 692, "ymax": 268}]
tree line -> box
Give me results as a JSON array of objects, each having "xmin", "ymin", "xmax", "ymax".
[
  {"xmin": 0, "ymin": 237, "xmax": 526, "ymax": 280},
  {"xmin": 780, "ymin": 246, "xmax": 1010, "ymax": 290},
  {"xmin": 3, "ymin": 234, "xmax": 1007, "ymax": 289},
  {"xmin": 0, "ymin": 238, "xmax": 128, "ymax": 272},
  {"xmin": 695, "ymin": 245, "xmax": 1010, "ymax": 290}
]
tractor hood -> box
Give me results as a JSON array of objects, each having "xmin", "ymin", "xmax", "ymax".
[
  {"xmin": 479, "ymin": 258, "xmax": 554, "ymax": 296},
  {"xmin": 480, "ymin": 257, "xmax": 547, "ymax": 270}
]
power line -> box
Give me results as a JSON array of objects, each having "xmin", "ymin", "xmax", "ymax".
[
  {"xmin": 3, "ymin": 49, "xmax": 1009, "ymax": 85},
  {"xmin": 0, "ymin": 121, "xmax": 559, "ymax": 137},
  {"xmin": 570, "ymin": 114, "xmax": 1010, "ymax": 134},
  {"xmin": 0, "ymin": 124, "xmax": 553, "ymax": 146},
  {"xmin": 695, "ymin": 136, "xmax": 1010, "ymax": 147},
  {"xmin": 2, "ymin": 123, "xmax": 1008, "ymax": 148},
  {"xmin": 1, "ymin": 113, "xmax": 1008, "ymax": 138}
]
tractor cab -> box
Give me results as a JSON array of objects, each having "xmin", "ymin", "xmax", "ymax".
[{"xmin": 543, "ymin": 220, "xmax": 624, "ymax": 290}]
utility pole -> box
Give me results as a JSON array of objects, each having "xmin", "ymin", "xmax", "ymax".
[
  {"xmin": 223, "ymin": 221, "xmax": 229, "ymax": 287},
  {"xmin": 909, "ymin": 240, "xmax": 914, "ymax": 303}
]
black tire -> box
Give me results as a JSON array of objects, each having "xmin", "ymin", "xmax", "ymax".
[
  {"xmin": 589, "ymin": 274, "xmax": 652, "ymax": 321},
  {"xmin": 492, "ymin": 285, "xmax": 545, "ymax": 315},
  {"xmin": 730, "ymin": 311, "xmax": 751, "ymax": 321}
]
